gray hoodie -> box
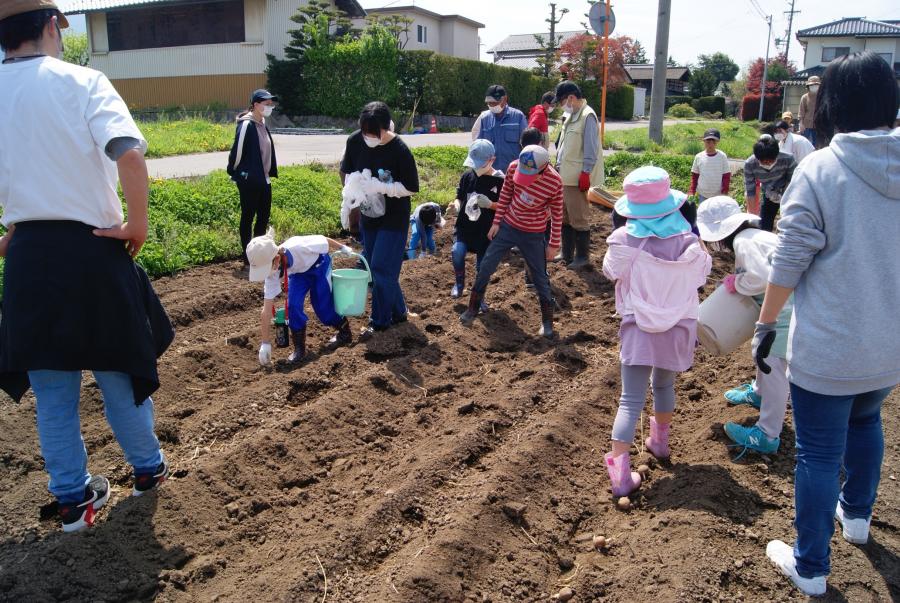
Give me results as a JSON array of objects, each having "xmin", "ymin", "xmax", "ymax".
[{"xmin": 769, "ymin": 128, "xmax": 900, "ymax": 395}]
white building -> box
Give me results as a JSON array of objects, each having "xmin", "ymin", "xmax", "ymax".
[
  {"xmin": 781, "ymin": 17, "xmax": 900, "ymax": 117},
  {"xmin": 354, "ymin": 5, "xmax": 483, "ymax": 60},
  {"xmin": 62, "ymin": 0, "xmax": 366, "ymax": 108}
]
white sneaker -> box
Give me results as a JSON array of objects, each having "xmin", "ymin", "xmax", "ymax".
[
  {"xmin": 835, "ymin": 503, "xmax": 870, "ymax": 545},
  {"xmin": 766, "ymin": 540, "xmax": 826, "ymax": 597}
]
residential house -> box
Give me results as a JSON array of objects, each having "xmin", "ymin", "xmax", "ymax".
[
  {"xmin": 486, "ymin": 30, "xmax": 584, "ymax": 72},
  {"xmin": 781, "ymin": 17, "xmax": 900, "ymax": 118},
  {"xmin": 623, "ymin": 64, "xmax": 690, "ymax": 97},
  {"xmin": 62, "ymin": 0, "xmax": 366, "ymax": 108},
  {"xmin": 353, "ymin": 5, "xmax": 483, "ymax": 60}
]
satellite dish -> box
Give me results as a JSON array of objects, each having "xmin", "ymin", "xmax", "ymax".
[{"xmin": 589, "ymin": 2, "xmax": 616, "ymax": 36}]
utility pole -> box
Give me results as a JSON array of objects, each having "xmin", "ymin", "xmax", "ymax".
[
  {"xmin": 783, "ymin": 0, "xmax": 800, "ymax": 64},
  {"xmin": 649, "ymin": 0, "xmax": 671, "ymax": 143},
  {"xmin": 758, "ymin": 14, "xmax": 773, "ymax": 122}
]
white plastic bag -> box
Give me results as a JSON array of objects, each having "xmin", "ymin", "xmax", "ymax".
[
  {"xmin": 341, "ymin": 169, "xmax": 385, "ymax": 226},
  {"xmin": 465, "ymin": 193, "xmax": 482, "ymax": 222}
]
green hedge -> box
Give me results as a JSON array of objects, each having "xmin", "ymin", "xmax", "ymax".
[
  {"xmin": 691, "ymin": 96, "xmax": 725, "ymax": 115},
  {"xmin": 580, "ymin": 83, "xmax": 635, "ymax": 120},
  {"xmin": 664, "ymin": 95, "xmax": 693, "ymax": 110}
]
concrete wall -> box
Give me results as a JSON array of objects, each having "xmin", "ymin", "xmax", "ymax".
[
  {"xmin": 405, "ymin": 13, "xmax": 442, "ymax": 53},
  {"xmin": 449, "ymin": 21, "xmax": 480, "ymax": 60},
  {"xmin": 801, "ymin": 36, "xmax": 866, "ymax": 70},
  {"xmin": 863, "ymin": 38, "xmax": 899, "ymax": 65}
]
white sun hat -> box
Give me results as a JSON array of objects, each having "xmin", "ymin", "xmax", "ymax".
[{"xmin": 696, "ymin": 196, "xmax": 759, "ymax": 242}]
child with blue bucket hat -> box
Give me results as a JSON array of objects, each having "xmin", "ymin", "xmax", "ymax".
[{"xmin": 601, "ymin": 166, "xmax": 712, "ymax": 500}]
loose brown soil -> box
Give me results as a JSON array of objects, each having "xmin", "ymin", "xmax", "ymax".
[{"xmin": 1, "ymin": 210, "xmax": 898, "ymax": 603}]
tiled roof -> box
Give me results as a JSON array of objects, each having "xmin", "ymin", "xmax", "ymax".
[
  {"xmin": 624, "ymin": 64, "xmax": 690, "ymax": 81},
  {"xmin": 781, "ymin": 65, "xmax": 826, "ymax": 85},
  {"xmin": 796, "ymin": 17, "xmax": 900, "ymax": 38},
  {"xmin": 61, "ymin": 0, "xmax": 365, "ymax": 16},
  {"xmin": 493, "ymin": 56, "xmax": 542, "ymax": 72},
  {"xmin": 487, "ymin": 31, "xmax": 585, "ymax": 54}
]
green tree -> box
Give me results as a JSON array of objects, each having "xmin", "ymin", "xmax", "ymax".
[
  {"xmin": 622, "ymin": 37, "xmax": 648, "ymax": 64},
  {"xmin": 534, "ymin": 2, "xmax": 569, "ymax": 78},
  {"xmin": 697, "ymin": 51, "xmax": 739, "ymax": 85},
  {"xmin": 369, "ymin": 14, "xmax": 413, "ymax": 50},
  {"xmin": 62, "ymin": 31, "xmax": 89, "ymax": 66},
  {"xmin": 667, "ymin": 55, "xmax": 677, "ymax": 67},
  {"xmin": 283, "ymin": 0, "xmax": 355, "ymax": 61},
  {"xmin": 688, "ymin": 67, "xmax": 717, "ymax": 98}
]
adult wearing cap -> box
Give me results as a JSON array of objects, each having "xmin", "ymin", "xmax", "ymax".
[
  {"xmin": 228, "ymin": 89, "xmax": 279, "ymax": 264},
  {"xmin": 781, "ymin": 111, "xmax": 794, "ymax": 131},
  {"xmin": 473, "ymin": 84, "xmax": 528, "ymax": 173},
  {"xmin": 774, "ymin": 119, "xmax": 814, "ymax": 164},
  {"xmin": 0, "ymin": 1, "xmax": 174, "ymax": 532},
  {"xmin": 553, "ymin": 81, "xmax": 604, "ymax": 268},
  {"xmin": 798, "ymin": 75, "xmax": 820, "ymax": 146},
  {"xmin": 460, "ymin": 145, "xmax": 563, "ymax": 337}
]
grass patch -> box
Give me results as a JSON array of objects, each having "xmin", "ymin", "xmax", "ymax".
[
  {"xmin": 141, "ymin": 119, "xmax": 235, "ymax": 158},
  {"xmin": 604, "ymin": 121, "xmax": 762, "ymax": 159},
  {"xmin": 605, "ymin": 152, "xmax": 746, "ymax": 203}
]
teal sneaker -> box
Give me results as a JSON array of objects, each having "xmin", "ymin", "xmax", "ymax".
[
  {"xmin": 724, "ymin": 383, "xmax": 762, "ymax": 409},
  {"xmin": 725, "ymin": 423, "xmax": 780, "ymax": 460}
]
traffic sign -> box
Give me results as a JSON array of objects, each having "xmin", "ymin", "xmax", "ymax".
[{"xmin": 589, "ymin": 2, "xmax": 616, "ymax": 36}]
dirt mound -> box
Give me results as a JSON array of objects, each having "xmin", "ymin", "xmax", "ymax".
[{"xmin": 1, "ymin": 212, "xmax": 898, "ymax": 603}]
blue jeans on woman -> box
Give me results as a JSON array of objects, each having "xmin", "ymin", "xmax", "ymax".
[
  {"xmin": 29, "ymin": 370, "xmax": 164, "ymax": 504},
  {"xmin": 362, "ymin": 223, "xmax": 408, "ymax": 329},
  {"xmin": 790, "ymin": 383, "xmax": 894, "ymax": 578},
  {"xmin": 406, "ymin": 220, "xmax": 435, "ymax": 259}
]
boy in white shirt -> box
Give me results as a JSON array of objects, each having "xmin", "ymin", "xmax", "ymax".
[
  {"xmin": 247, "ymin": 230, "xmax": 354, "ymax": 365},
  {"xmin": 689, "ymin": 129, "xmax": 732, "ymax": 202}
]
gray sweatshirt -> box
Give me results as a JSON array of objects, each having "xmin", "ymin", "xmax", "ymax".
[
  {"xmin": 769, "ymin": 128, "xmax": 900, "ymax": 395},
  {"xmin": 743, "ymin": 152, "xmax": 796, "ymax": 202}
]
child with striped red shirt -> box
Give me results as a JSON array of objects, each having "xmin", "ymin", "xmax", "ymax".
[{"xmin": 460, "ymin": 145, "xmax": 564, "ymax": 337}]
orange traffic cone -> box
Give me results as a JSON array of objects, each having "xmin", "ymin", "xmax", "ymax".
[{"xmin": 429, "ymin": 117, "xmax": 438, "ymax": 134}]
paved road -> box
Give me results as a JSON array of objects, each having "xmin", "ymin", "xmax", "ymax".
[{"xmin": 146, "ymin": 119, "xmax": 693, "ymax": 179}]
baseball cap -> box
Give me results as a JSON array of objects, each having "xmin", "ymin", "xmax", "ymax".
[
  {"xmin": 485, "ymin": 85, "xmax": 506, "ymax": 102},
  {"xmin": 0, "ymin": 0, "xmax": 69, "ymax": 27},
  {"xmin": 246, "ymin": 231, "xmax": 279, "ymax": 282},
  {"xmin": 513, "ymin": 145, "xmax": 550, "ymax": 187},
  {"xmin": 463, "ymin": 139, "xmax": 495, "ymax": 169},
  {"xmin": 702, "ymin": 128, "xmax": 721, "ymax": 141},
  {"xmin": 552, "ymin": 81, "xmax": 582, "ymax": 104},
  {"xmin": 250, "ymin": 89, "xmax": 278, "ymax": 104}
]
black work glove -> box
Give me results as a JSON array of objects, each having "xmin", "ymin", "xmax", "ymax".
[{"xmin": 752, "ymin": 321, "xmax": 777, "ymax": 374}]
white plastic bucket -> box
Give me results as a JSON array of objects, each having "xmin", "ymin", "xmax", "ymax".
[{"xmin": 697, "ymin": 285, "xmax": 760, "ymax": 356}]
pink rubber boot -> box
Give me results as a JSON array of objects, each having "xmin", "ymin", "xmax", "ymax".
[
  {"xmin": 605, "ymin": 452, "xmax": 642, "ymax": 497},
  {"xmin": 645, "ymin": 416, "xmax": 671, "ymax": 459}
]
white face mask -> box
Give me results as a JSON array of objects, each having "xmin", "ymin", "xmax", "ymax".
[
  {"xmin": 775, "ymin": 132, "xmax": 786, "ymax": 142},
  {"xmin": 475, "ymin": 162, "xmax": 494, "ymax": 176},
  {"xmin": 363, "ymin": 135, "xmax": 381, "ymax": 148},
  {"xmin": 809, "ymin": 85, "xmax": 819, "ymax": 93},
  {"xmin": 262, "ymin": 105, "xmax": 274, "ymax": 117},
  {"xmin": 562, "ymin": 101, "xmax": 574, "ymax": 115},
  {"xmin": 759, "ymin": 161, "xmax": 775, "ymax": 171},
  {"xmin": 488, "ymin": 104, "xmax": 504, "ymax": 114}
]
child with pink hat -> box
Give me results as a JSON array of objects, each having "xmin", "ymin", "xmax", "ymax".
[{"xmin": 602, "ymin": 166, "xmax": 712, "ymax": 499}]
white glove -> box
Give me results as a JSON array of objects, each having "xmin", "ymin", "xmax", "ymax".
[
  {"xmin": 333, "ymin": 245, "xmax": 353, "ymax": 258},
  {"xmin": 258, "ymin": 342, "xmax": 272, "ymax": 365},
  {"xmin": 475, "ymin": 194, "xmax": 493, "ymax": 209},
  {"xmin": 365, "ymin": 178, "xmax": 414, "ymax": 198}
]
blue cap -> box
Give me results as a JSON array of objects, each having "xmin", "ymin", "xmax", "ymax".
[
  {"xmin": 251, "ymin": 89, "xmax": 278, "ymax": 104},
  {"xmin": 464, "ymin": 139, "xmax": 495, "ymax": 169}
]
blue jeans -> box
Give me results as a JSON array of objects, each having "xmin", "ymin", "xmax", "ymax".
[
  {"xmin": 362, "ymin": 224, "xmax": 408, "ymax": 329},
  {"xmin": 451, "ymin": 240, "xmax": 484, "ymax": 277},
  {"xmin": 407, "ymin": 221, "xmax": 435, "ymax": 259},
  {"xmin": 802, "ymin": 128, "xmax": 816, "ymax": 146},
  {"xmin": 29, "ymin": 370, "xmax": 164, "ymax": 504},
  {"xmin": 472, "ymin": 222, "xmax": 552, "ymax": 304},
  {"xmin": 288, "ymin": 254, "xmax": 343, "ymax": 332},
  {"xmin": 790, "ymin": 383, "xmax": 894, "ymax": 578}
]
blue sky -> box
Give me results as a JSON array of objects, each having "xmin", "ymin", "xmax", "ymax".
[{"xmin": 59, "ymin": 0, "xmax": 896, "ymax": 74}]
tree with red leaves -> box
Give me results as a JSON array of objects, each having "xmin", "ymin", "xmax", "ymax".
[
  {"xmin": 557, "ymin": 32, "xmax": 628, "ymax": 90},
  {"xmin": 746, "ymin": 53, "xmax": 797, "ymax": 95}
]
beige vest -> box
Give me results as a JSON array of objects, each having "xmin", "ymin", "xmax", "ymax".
[{"xmin": 557, "ymin": 102, "xmax": 605, "ymax": 187}]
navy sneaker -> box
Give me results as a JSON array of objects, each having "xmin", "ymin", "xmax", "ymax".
[
  {"xmin": 59, "ymin": 475, "xmax": 110, "ymax": 533},
  {"xmin": 133, "ymin": 461, "xmax": 169, "ymax": 497}
]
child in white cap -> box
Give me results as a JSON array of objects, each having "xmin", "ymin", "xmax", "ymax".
[
  {"xmin": 602, "ymin": 166, "xmax": 711, "ymax": 499},
  {"xmin": 247, "ymin": 230, "xmax": 354, "ymax": 365},
  {"xmin": 696, "ymin": 196, "xmax": 795, "ymax": 459}
]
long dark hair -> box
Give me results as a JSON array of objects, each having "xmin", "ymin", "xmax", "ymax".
[{"xmin": 814, "ymin": 51, "xmax": 899, "ymax": 146}]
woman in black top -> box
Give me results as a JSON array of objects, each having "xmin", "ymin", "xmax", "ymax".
[
  {"xmin": 228, "ymin": 89, "xmax": 278, "ymax": 263},
  {"xmin": 340, "ymin": 102, "xmax": 419, "ymax": 337}
]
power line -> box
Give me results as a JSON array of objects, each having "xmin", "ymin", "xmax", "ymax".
[{"xmin": 747, "ymin": 0, "xmax": 768, "ymax": 21}]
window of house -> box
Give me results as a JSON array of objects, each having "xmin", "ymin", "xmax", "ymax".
[
  {"xmin": 821, "ymin": 46, "xmax": 850, "ymax": 62},
  {"xmin": 876, "ymin": 52, "xmax": 893, "ymax": 66},
  {"xmin": 107, "ymin": 0, "xmax": 245, "ymax": 51},
  {"xmin": 417, "ymin": 24, "xmax": 427, "ymax": 44}
]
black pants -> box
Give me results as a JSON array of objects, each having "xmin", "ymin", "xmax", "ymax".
[
  {"xmin": 237, "ymin": 181, "xmax": 272, "ymax": 261},
  {"xmin": 759, "ymin": 194, "xmax": 780, "ymax": 232}
]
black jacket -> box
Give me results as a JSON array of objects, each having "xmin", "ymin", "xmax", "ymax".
[{"xmin": 227, "ymin": 116, "xmax": 278, "ymax": 186}]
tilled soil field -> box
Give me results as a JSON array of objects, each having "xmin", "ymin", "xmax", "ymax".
[{"xmin": 1, "ymin": 210, "xmax": 898, "ymax": 603}]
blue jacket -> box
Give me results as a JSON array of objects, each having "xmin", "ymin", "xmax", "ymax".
[
  {"xmin": 227, "ymin": 116, "xmax": 278, "ymax": 186},
  {"xmin": 477, "ymin": 106, "xmax": 528, "ymax": 173}
]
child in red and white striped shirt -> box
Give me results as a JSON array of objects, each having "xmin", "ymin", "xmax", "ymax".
[{"xmin": 460, "ymin": 145, "xmax": 564, "ymax": 337}]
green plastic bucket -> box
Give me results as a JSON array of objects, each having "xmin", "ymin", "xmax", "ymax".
[{"xmin": 332, "ymin": 253, "xmax": 371, "ymax": 317}]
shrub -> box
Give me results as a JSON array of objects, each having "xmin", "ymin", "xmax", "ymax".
[
  {"xmin": 667, "ymin": 103, "xmax": 697, "ymax": 118},
  {"xmin": 664, "ymin": 95, "xmax": 693, "ymax": 110},
  {"xmin": 581, "ymin": 83, "xmax": 635, "ymax": 120},
  {"xmin": 740, "ymin": 94, "xmax": 782, "ymax": 121},
  {"xmin": 690, "ymin": 96, "xmax": 725, "ymax": 115}
]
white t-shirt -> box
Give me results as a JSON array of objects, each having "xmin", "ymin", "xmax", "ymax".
[
  {"xmin": 263, "ymin": 235, "xmax": 330, "ymax": 299},
  {"xmin": 779, "ymin": 132, "xmax": 814, "ymax": 164},
  {"xmin": 0, "ymin": 57, "xmax": 147, "ymax": 229},
  {"xmin": 691, "ymin": 150, "xmax": 730, "ymax": 198}
]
